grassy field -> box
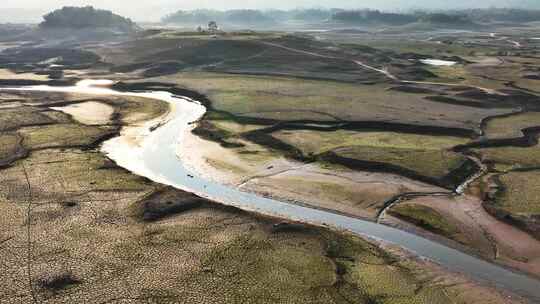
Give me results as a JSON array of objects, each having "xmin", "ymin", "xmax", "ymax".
[
  {"xmin": 272, "ymin": 129, "xmax": 467, "ymax": 155},
  {"xmin": 148, "ymin": 72, "xmax": 510, "ymax": 131},
  {"xmin": 0, "ymin": 107, "xmax": 55, "ymax": 131},
  {"xmin": 495, "ymin": 171, "xmax": 540, "ymax": 216},
  {"xmin": 423, "ymin": 64, "xmax": 506, "ymax": 91},
  {"xmin": 19, "ymin": 124, "xmax": 116, "ymax": 150},
  {"xmin": 272, "ymin": 129, "xmax": 469, "ymax": 181},
  {"xmin": 389, "ymin": 204, "xmax": 465, "ymax": 242},
  {"xmin": 484, "ymin": 112, "xmax": 540, "ymax": 139},
  {"xmin": 467, "ymin": 61, "xmax": 540, "ymax": 94},
  {"xmin": 0, "ymin": 133, "xmax": 23, "ymax": 165},
  {"xmin": 475, "ymin": 144, "xmax": 540, "ymax": 170},
  {"xmin": 0, "ymin": 101, "xmax": 488, "ymax": 304},
  {"xmin": 490, "ymin": 170, "xmax": 540, "ymax": 238},
  {"xmin": 344, "ymin": 39, "xmax": 498, "ymax": 58},
  {"xmin": 333, "ymin": 146, "xmax": 467, "ymax": 182},
  {"xmin": 94, "ymin": 34, "xmax": 386, "ymax": 82}
]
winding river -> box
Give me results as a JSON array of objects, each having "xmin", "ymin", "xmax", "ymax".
[{"xmin": 2, "ymin": 80, "xmax": 540, "ymax": 301}]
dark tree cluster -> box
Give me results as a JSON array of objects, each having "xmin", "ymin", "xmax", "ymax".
[
  {"xmin": 40, "ymin": 6, "xmax": 138, "ymax": 32},
  {"xmin": 462, "ymin": 8, "xmax": 540, "ymax": 23},
  {"xmin": 416, "ymin": 12, "xmax": 472, "ymax": 25},
  {"xmin": 332, "ymin": 9, "xmax": 417, "ymax": 25}
]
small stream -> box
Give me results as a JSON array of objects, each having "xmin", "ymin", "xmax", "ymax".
[{"xmin": 2, "ymin": 80, "xmax": 540, "ymax": 302}]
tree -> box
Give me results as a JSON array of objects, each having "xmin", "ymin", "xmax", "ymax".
[
  {"xmin": 40, "ymin": 6, "xmax": 138, "ymax": 32},
  {"xmin": 208, "ymin": 21, "xmax": 219, "ymax": 32}
]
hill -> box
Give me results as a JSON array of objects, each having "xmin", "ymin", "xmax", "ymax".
[{"xmin": 40, "ymin": 6, "xmax": 138, "ymax": 33}]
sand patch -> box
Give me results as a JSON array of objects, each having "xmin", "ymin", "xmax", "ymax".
[
  {"xmin": 51, "ymin": 101, "xmax": 114, "ymax": 125},
  {"xmin": 180, "ymin": 128, "xmax": 444, "ymax": 219},
  {"xmin": 0, "ymin": 68, "xmax": 49, "ymax": 81}
]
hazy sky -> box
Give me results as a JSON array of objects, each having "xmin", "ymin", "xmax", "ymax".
[{"xmin": 2, "ymin": 0, "xmax": 540, "ymax": 22}]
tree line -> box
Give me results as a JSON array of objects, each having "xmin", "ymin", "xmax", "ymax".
[{"xmin": 162, "ymin": 8, "xmax": 540, "ymax": 26}]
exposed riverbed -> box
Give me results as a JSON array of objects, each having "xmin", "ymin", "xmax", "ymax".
[{"xmin": 1, "ymin": 80, "xmax": 539, "ymax": 302}]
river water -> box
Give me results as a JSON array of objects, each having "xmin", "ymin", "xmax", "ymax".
[{"xmin": 2, "ymin": 80, "xmax": 539, "ymax": 301}]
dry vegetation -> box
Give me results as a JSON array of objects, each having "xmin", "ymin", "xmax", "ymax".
[
  {"xmin": 0, "ymin": 90, "xmax": 513, "ymax": 303},
  {"xmin": 2, "ymin": 27, "xmax": 540, "ymax": 302},
  {"xmin": 389, "ymin": 204, "xmax": 465, "ymax": 242},
  {"xmin": 19, "ymin": 124, "xmax": 116, "ymax": 150},
  {"xmin": 484, "ymin": 112, "xmax": 540, "ymax": 139},
  {"xmin": 488, "ymin": 170, "xmax": 540, "ymax": 238},
  {"xmin": 145, "ymin": 72, "xmax": 510, "ymax": 131},
  {"xmin": 0, "ymin": 132, "xmax": 25, "ymax": 167},
  {"xmin": 475, "ymin": 144, "xmax": 540, "ymax": 170}
]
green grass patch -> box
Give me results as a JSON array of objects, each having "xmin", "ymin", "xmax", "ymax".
[
  {"xmin": 272, "ymin": 129, "xmax": 469, "ymax": 182},
  {"xmin": 334, "ymin": 146, "xmax": 467, "ymax": 182},
  {"xmin": 0, "ymin": 133, "xmax": 21, "ymax": 160},
  {"xmin": 359, "ymin": 39, "xmax": 497, "ymax": 57},
  {"xmin": 0, "ymin": 107, "xmax": 55, "ymax": 131},
  {"xmin": 19, "ymin": 124, "xmax": 115, "ymax": 150},
  {"xmin": 475, "ymin": 144, "xmax": 540, "ymax": 169},
  {"xmin": 272, "ymin": 129, "xmax": 467, "ymax": 156},
  {"xmin": 496, "ymin": 170, "xmax": 540, "ymax": 216},
  {"xmin": 22, "ymin": 149, "xmax": 147, "ymax": 194},
  {"xmin": 389, "ymin": 204, "xmax": 464, "ymax": 242},
  {"xmin": 484, "ymin": 112, "xmax": 540, "ymax": 139},
  {"xmin": 148, "ymin": 72, "xmax": 506, "ymax": 131}
]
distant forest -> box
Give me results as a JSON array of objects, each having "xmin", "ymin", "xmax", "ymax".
[
  {"xmin": 162, "ymin": 8, "xmax": 540, "ymax": 27},
  {"xmin": 40, "ymin": 6, "xmax": 138, "ymax": 32}
]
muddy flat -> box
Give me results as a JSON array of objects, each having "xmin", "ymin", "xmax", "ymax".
[{"xmin": 51, "ymin": 101, "xmax": 114, "ymax": 125}]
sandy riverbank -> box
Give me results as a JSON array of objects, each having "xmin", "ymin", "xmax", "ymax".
[
  {"xmin": 177, "ymin": 124, "xmax": 447, "ymax": 220},
  {"xmin": 51, "ymin": 101, "xmax": 115, "ymax": 125},
  {"xmin": 177, "ymin": 112, "xmax": 540, "ymax": 279}
]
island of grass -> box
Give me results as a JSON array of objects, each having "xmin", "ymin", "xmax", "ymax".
[
  {"xmin": 475, "ymin": 144, "xmax": 540, "ymax": 171},
  {"xmin": 483, "ymin": 112, "xmax": 540, "ymax": 140},
  {"xmin": 488, "ymin": 170, "xmax": 540, "ymax": 239},
  {"xmin": 388, "ymin": 204, "xmax": 466, "ymax": 243},
  {"xmin": 270, "ymin": 129, "xmax": 472, "ymax": 188}
]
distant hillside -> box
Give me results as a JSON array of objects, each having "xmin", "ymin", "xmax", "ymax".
[
  {"xmin": 331, "ymin": 10, "xmax": 417, "ymax": 25},
  {"xmin": 40, "ymin": 6, "xmax": 138, "ymax": 32},
  {"xmin": 161, "ymin": 7, "xmax": 540, "ymax": 28},
  {"xmin": 225, "ymin": 10, "xmax": 276, "ymax": 25},
  {"xmin": 162, "ymin": 9, "xmax": 276, "ymax": 26},
  {"xmin": 462, "ymin": 8, "xmax": 540, "ymax": 23},
  {"xmin": 416, "ymin": 13, "xmax": 475, "ymax": 26},
  {"xmin": 161, "ymin": 9, "xmax": 221, "ymax": 25},
  {"xmin": 331, "ymin": 10, "xmax": 480, "ymax": 28}
]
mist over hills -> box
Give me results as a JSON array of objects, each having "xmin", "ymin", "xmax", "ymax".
[
  {"xmin": 162, "ymin": 8, "xmax": 540, "ymax": 29},
  {"xmin": 5, "ymin": 5, "xmax": 540, "ymax": 31},
  {"xmin": 1, "ymin": 0, "xmax": 540, "ymax": 23}
]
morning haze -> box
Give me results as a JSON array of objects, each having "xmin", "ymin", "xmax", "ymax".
[
  {"xmin": 1, "ymin": 0, "xmax": 540, "ymax": 22},
  {"xmin": 1, "ymin": 0, "xmax": 540, "ymax": 303}
]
